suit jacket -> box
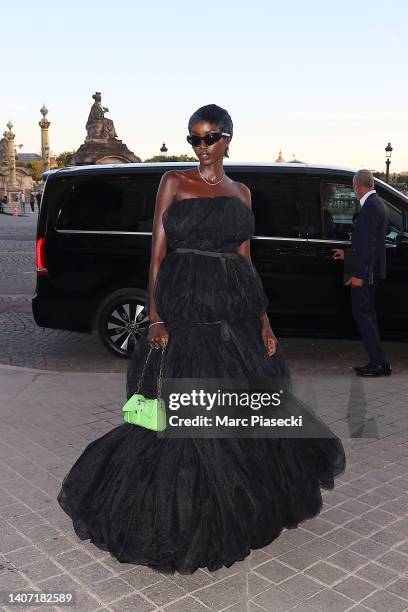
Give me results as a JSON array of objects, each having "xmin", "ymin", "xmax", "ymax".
[{"xmin": 350, "ymin": 192, "xmax": 388, "ymax": 282}]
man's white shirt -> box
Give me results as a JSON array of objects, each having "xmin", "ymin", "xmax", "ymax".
[{"xmin": 359, "ymin": 190, "xmax": 376, "ymax": 207}]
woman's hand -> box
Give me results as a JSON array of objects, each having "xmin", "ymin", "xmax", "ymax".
[
  {"xmin": 147, "ymin": 322, "xmax": 169, "ymax": 350},
  {"xmin": 261, "ymin": 318, "xmax": 277, "ymax": 357}
]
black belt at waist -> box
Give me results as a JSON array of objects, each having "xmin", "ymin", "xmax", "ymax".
[
  {"xmin": 166, "ymin": 316, "xmax": 260, "ymax": 341},
  {"xmin": 173, "ymin": 247, "xmax": 240, "ymax": 259}
]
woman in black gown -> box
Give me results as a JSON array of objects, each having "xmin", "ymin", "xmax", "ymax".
[{"xmin": 57, "ymin": 104, "xmax": 346, "ymax": 575}]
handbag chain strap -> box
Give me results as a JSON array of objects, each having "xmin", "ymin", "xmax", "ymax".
[{"xmin": 135, "ymin": 344, "xmax": 167, "ymax": 399}]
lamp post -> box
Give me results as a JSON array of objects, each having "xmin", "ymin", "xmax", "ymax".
[
  {"xmin": 385, "ymin": 142, "xmax": 393, "ymax": 183},
  {"xmin": 39, "ymin": 104, "xmax": 51, "ymax": 172},
  {"xmin": 160, "ymin": 142, "xmax": 168, "ymax": 158}
]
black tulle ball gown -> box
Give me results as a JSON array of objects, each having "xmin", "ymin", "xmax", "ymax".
[{"xmin": 57, "ymin": 195, "xmax": 346, "ymax": 574}]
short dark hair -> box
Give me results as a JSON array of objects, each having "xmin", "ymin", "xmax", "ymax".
[{"xmin": 187, "ymin": 104, "xmax": 233, "ymax": 158}]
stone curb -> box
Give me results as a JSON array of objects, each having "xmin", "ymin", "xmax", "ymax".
[{"xmin": 0, "ymin": 362, "xmax": 121, "ymax": 377}]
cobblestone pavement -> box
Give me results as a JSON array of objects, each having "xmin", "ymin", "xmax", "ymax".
[
  {"xmin": 0, "ymin": 240, "xmax": 35, "ymax": 295},
  {"xmin": 0, "ymin": 300, "xmax": 127, "ymax": 373},
  {"xmin": 0, "ymin": 366, "xmax": 407, "ymax": 612}
]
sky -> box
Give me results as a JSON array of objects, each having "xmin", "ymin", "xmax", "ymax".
[{"xmin": 1, "ymin": 0, "xmax": 407, "ymax": 172}]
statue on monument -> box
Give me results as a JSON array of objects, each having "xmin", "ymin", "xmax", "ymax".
[
  {"xmin": 86, "ymin": 92, "xmax": 118, "ymax": 142},
  {"xmin": 66, "ymin": 91, "xmax": 141, "ymax": 165},
  {"xmin": 101, "ymin": 116, "xmax": 118, "ymax": 140}
]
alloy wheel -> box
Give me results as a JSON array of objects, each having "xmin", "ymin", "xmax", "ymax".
[{"xmin": 104, "ymin": 300, "xmax": 149, "ymax": 357}]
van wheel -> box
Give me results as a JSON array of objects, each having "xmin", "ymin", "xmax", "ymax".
[{"xmin": 95, "ymin": 289, "xmax": 149, "ymax": 358}]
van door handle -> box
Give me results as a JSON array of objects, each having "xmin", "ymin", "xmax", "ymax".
[
  {"xmin": 274, "ymin": 246, "xmax": 299, "ymax": 255},
  {"xmin": 307, "ymin": 247, "xmax": 336, "ymax": 259},
  {"xmin": 319, "ymin": 248, "xmax": 335, "ymax": 258}
]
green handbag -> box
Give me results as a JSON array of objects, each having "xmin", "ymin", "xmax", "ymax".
[{"xmin": 122, "ymin": 344, "xmax": 167, "ymax": 431}]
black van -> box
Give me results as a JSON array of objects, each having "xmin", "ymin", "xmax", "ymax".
[{"xmin": 32, "ymin": 162, "xmax": 408, "ymax": 357}]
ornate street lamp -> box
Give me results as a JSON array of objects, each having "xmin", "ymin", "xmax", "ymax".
[
  {"xmin": 39, "ymin": 104, "xmax": 51, "ymax": 172},
  {"xmin": 385, "ymin": 142, "xmax": 393, "ymax": 183},
  {"xmin": 160, "ymin": 142, "xmax": 168, "ymax": 158}
]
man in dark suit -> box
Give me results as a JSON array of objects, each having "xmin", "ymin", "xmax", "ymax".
[{"xmin": 332, "ymin": 169, "xmax": 391, "ymax": 377}]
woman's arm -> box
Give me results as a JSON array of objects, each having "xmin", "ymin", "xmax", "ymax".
[{"xmin": 146, "ymin": 171, "xmax": 178, "ymax": 347}]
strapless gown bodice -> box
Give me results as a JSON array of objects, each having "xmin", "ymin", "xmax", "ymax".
[
  {"xmin": 154, "ymin": 196, "xmax": 268, "ymax": 323},
  {"xmin": 162, "ymin": 195, "xmax": 255, "ymax": 252}
]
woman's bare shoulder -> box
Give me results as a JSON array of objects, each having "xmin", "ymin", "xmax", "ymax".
[
  {"xmin": 160, "ymin": 168, "xmax": 196, "ymax": 193},
  {"xmin": 232, "ymin": 180, "xmax": 252, "ymax": 209},
  {"xmin": 156, "ymin": 168, "xmax": 198, "ymax": 211}
]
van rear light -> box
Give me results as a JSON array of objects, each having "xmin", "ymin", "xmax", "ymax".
[{"xmin": 36, "ymin": 237, "xmax": 48, "ymax": 275}]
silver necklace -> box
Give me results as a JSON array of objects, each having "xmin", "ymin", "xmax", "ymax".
[{"xmin": 197, "ymin": 166, "xmax": 225, "ymax": 186}]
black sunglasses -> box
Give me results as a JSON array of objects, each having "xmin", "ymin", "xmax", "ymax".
[{"xmin": 186, "ymin": 131, "xmax": 230, "ymax": 147}]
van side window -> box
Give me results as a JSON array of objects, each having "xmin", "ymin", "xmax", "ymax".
[
  {"xmin": 376, "ymin": 195, "xmax": 404, "ymax": 241},
  {"xmin": 320, "ymin": 182, "xmax": 359, "ymax": 240},
  {"xmin": 56, "ymin": 175, "xmax": 160, "ymax": 232},
  {"xmin": 237, "ymin": 174, "xmax": 304, "ymax": 238}
]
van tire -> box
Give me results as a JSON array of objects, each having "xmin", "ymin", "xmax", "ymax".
[{"xmin": 95, "ymin": 289, "xmax": 149, "ymax": 358}]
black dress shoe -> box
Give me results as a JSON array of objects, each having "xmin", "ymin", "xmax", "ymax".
[
  {"xmin": 355, "ymin": 363, "xmax": 392, "ymax": 377},
  {"xmin": 353, "ymin": 363, "xmax": 371, "ymax": 374}
]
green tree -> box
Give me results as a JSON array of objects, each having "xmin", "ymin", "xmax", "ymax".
[
  {"xmin": 55, "ymin": 151, "xmax": 75, "ymax": 168},
  {"xmin": 373, "ymin": 171, "xmax": 386, "ymax": 181},
  {"xmin": 143, "ymin": 154, "xmax": 197, "ymax": 162},
  {"xmin": 30, "ymin": 160, "xmax": 43, "ymax": 182}
]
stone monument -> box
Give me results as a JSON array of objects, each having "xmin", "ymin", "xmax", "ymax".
[
  {"xmin": 0, "ymin": 132, "xmax": 8, "ymax": 161},
  {"xmin": 66, "ymin": 92, "xmax": 141, "ymax": 166},
  {"xmin": 0, "ymin": 122, "xmax": 36, "ymax": 200},
  {"xmin": 5, "ymin": 121, "xmax": 18, "ymax": 192}
]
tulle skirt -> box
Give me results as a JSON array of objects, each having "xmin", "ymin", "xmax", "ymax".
[{"xmin": 57, "ymin": 317, "xmax": 346, "ymax": 574}]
